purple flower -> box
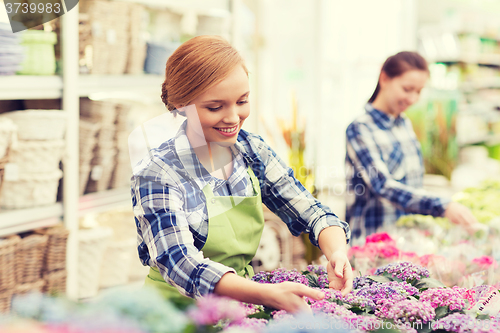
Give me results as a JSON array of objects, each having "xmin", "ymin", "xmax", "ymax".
[
  {"xmin": 304, "ymin": 288, "xmax": 343, "ymax": 306},
  {"xmin": 187, "ymin": 294, "xmax": 247, "ymax": 326},
  {"xmin": 306, "ymin": 265, "xmax": 327, "ymax": 275},
  {"xmin": 376, "ymin": 299, "xmax": 435, "ymax": 325},
  {"xmin": 420, "ymin": 288, "xmax": 466, "ymax": 311},
  {"xmin": 353, "ymin": 276, "xmax": 376, "ymax": 289},
  {"xmin": 226, "ymin": 317, "xmax": 268, "ymax": 332},
  {"xmin": 432, "ymin": 313, "xmax": 500, "ymax": 333},
  {"xmin": 318, "ymin": 274, "xmax": 330, "ymax": 289},
  {"xmin": 252, "ymin": 268, "xmax": 309, "ymax": 286},
  {"xmin": 271, "ymin": 310, "xmax": 294, "ymax": 321},
  {"xmin": 374, "ymin": 262, "xmax": 430, "ymax": 282},
  {"xmin": 350, "ymin": 281, "xmax": 418, "ymax": 306},
  {"xmin": 242, "ymin": 303, "xmax": 265, "ymax": 316},
  {"xmin": 310, "ymin": 300, "xmax": 355, "ymax": 317}
]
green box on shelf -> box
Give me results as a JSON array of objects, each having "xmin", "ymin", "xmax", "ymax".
[{"xmin": 17, "ymin": 30, "xmax": 57, "ymax": 76}]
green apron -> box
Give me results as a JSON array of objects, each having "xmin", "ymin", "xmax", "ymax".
[{"xmin": 144, "ymin": 166, "xmax": 265, "ymax": 303}]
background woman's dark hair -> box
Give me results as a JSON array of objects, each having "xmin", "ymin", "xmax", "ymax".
[{"xmin": 368, "ymin": 51, "xmax": 429, "ymax": 103}]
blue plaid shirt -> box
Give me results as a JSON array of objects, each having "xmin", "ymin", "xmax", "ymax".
[
  {"xmin": 132, "ymin": 120, "xmax": 350, "ymax": 298},
  {"xmin": 345, "ymin": 104, "xmax": 450, "ymax": 243}
]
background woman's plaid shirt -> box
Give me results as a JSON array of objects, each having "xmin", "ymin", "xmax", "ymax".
[
  {"xmin": 345, "ymin": 104, "xmax": 449, "ymax": 243},
  {"xmin": 132, "ymin": 120, "xmax": 350, "ymax": 298}
]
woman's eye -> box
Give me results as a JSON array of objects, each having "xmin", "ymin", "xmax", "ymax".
[
  {"xmin": 237, "ymin": 100, "xmax": 248, "ymax": 105},
  {"xmin": 403, "ymin": 87, "xmax": 412, "ymax": 93},
  {"xmin": 207, "ymin": 106, "xmax": 222, "ymax": 111}
]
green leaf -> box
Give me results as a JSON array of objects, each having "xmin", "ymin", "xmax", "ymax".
[
  {"xmin": 302, "ymin": 270, "xmax": 311, "ymax": 275},
  {"xmin": 434, "ymin": 306, "xmax": 449, "ymax": 320},
  {"xmin": 248, "ymin": 311, "xmax": 271, "ymax": 320},
  {"xmin": 306, "ymin": 274, "xmax": 320, "ymax": 288},
  {"xmin": 367, "ymin": 275, "xmax": 392, "ymax": 283},
  {"xmin": 477, "ymin": 314, "xmax": 490, "ymax": 320},
  {"xmin": 413, "ymin": 278, "xmax": 446, "ymax": 290}
]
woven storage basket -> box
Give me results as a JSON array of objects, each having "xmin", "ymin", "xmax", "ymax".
[
  {"xmin": 14, "ymin": 280, "xmax": 46, "ymax": 295},
  {"xmin": 99, "ymin": 238, "xmax": 135, "ymax": 288},
  {"xmin": 0, "ymin": 169, "xmax": 63, "ymax": 209},
  {"xmin": 79, "ymin": 119, "xmax": 100, "ymax": 156},
  {"xmin": 96, "ymin": 124, "xmax": 117, "ymax": 145},
  {"xmin": 15, "ymin": 234, "xmax": 48, "ymax": 284},
  {"xmin": 0, "ymin": 289, "xmax": 12, "ymax": 313},
  {"xmin": 9, "ymin": 140, "xmax": 65, "ymax": 173},
  {"xmin": 79, "ymin": 164, "xmax": 92, "ymax": 196},
  {"xmin": 0, "ymin": 235, "xmax": 20, "ymax": 291},
  {"xmin": 80, "ymin": 99, "xmax": 117, "ymax": 125},
  {"xmin": 77, "ymin": 226, "xmax": 113, "ymax": 299},
  {"xmin": 43, "ymin": 270, "xmax": 66, "ymax": 295},
  {"xmin": 0, "ymin": 118, "xmax": 16, "ymax": 160},
  {"xmin": 0, "ymin": 110, "xmax": 66, "ymax": 141},
  {"xmin": 85, "ymin": 162, "xmax": 116, "ymax": 193},
  {"xmin": 34, "ymin": 226, "xmax": 69, "ymax": 274}
]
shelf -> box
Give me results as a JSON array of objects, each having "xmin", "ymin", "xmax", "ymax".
[
  {"xmin": 0, "ymin": 76, "xmax": 63, "ymax": 100},
  {"xmin": 0, "ymin": 75, "xmax": 165, "ymax": 100},
  {"xmin": 112, "ymin": 0, "xmax": 231, "ymax": 16},
  {"xmin": 79, "ymin": 74, "xmax": 164, "ymax": 98},
  {"xmin": 0, "ymin": 203, "xmax": 63, "ymax": 237},
  {"xmin": 79, "ymin": 188, "xmax": 132, "ymax": 216}
]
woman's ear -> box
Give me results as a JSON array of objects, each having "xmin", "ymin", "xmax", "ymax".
[{"xmin": 379, "ymin": 71, "xmax": 390, "ymax": 88}]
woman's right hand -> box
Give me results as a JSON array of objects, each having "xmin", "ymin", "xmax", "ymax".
[
  {"xmin": 444, "ymin": 202, "xmax": 479, "ymax": 233},
  {"xmin": 260, "ymin": 282, "xmax": 325, "ymax": 313}
]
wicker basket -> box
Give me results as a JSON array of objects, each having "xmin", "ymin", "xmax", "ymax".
[
  {"xmin": 0, "ymin": 236, "xmax": 20, "ymax": 291},
  {"xmin": 14, "ymin": 280, "xmax": 46, "ymax": 295},
  {"xmin": 43, "ymin": 270, "xmax": 66, "ymax": 295},
  {"xmin": 0, "ymin": 110, "xmax": 67, "ymax": 141},
  {"xmin": 0, "ymin": 289, "xmax": 12, "ymax": 313},
  {"xmin": 34, "ymin": 226, "xmax": 69, "ymax": 273},
  {"xmin": 15, "ymin": 234, "xmax": 49, "ymax": 284},
  {"xmin": 99, "ymin": 238, "xmax": 136, "ymax": 288},
  {"xmin": 77, "ymin": 226, "xmax": 113, "ymax": 299},
  {"xmin": 80, "ymin": 99, "xmax": 117, "ymax": 125},
  {"xmin": 0, "ymin": 118, "xmax": 16, "ymax": 160},
  {"xmin": 9, "ymin": 140, "xmax": 65, "ymax": 173},
  {"xmin": 0, "ymin": 169, "xmax": 63, "ymax": 209},
  {"xmin": 79, "ymin": 119, "xmax": 100, "ymax": 157}
]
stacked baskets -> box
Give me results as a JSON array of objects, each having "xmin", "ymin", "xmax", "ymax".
[
  {"xmin": 0, "ymin": 110, "xmax": 66, "ymax": 209},
  {"xmin": 77, "ymin": 225, "xmax": 113, "ymax": 299},
  {"xmin": 79, "ymin": 119, "xmax": 101, "ymax": 195},
  {"xmin": 79, "ymin": 0, "xmax": 146, "ymax": 75},
  {"xmin": 80, "ymin": 99, "xmax": 118, "ymax": 193},
  {"xmin": 35, "ymin": 226, "xmax": 70, "ymax": 295},
  {"xmin": 110, "ymin": 103, "xmax": 133, "ymax": 189},
  {"xmin": 0, "ymin": 226, "xmax": 69, "ymax": 313},
  {"xmin": 0, "ymin": 118, "xmax": 17, "ymax": 194}
]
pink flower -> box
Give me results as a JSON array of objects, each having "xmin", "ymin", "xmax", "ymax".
[
  {"xmin": 365, "ymin": 232, "xmax": 395, "ymax": 245},
  {"xmin": 472, "ymin": 256, "xmax": 498, "ymax": 269},
  {"xmin": 378, "ymin": 245, "xmax": 400, "ymax": 259},
  {"xmin": 188, "ymin": 294, "xmax": 247, "ymax": 326}
]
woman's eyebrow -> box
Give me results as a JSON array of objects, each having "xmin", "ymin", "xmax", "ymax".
[{"xmin": 201, "ymin": 91, "xmax": 250, "ymax": 104}]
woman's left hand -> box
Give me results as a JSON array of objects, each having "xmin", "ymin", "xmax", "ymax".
[{"xmin": 326, "ymin": 250, "xmax": 353, "ymax": 296}]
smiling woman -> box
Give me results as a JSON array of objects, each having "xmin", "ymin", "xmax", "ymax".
[
  {"xmin": 131, "ymin": 35, "xmax": 353, "ymax": 313},
  {"xmin": 345, "ymin": 51, "xmax": 479, "ymax": 244}
]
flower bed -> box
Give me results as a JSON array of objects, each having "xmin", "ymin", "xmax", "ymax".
[{"xmin": 2, "ymin": 261, "xmax": 500, "ymax": 333}]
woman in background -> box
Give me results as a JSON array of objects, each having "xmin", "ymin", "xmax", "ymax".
[
  {"xmin": 132, "ymin": 35, "xmax": 353, "ymax": 313},
  {"xmin": 345, "ymin": 51, "xmax": 478, "ymax": 243}
]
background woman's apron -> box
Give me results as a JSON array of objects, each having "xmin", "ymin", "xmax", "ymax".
[{"xmin": 144, "ymin": 167, "xmax": 265, "ymax": 304}]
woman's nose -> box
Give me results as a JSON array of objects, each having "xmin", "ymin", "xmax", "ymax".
[{"xmin": 223, "ymin": 105, "xmax": 240, "ymax": 123}]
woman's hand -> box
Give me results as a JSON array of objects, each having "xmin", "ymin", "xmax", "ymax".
[
  {"xmin": 326, "ymin": 250, "xmax": 353, "ymax": 296},
  {"xmin": 444, "ymin": 202, "xmax": 479, "ymax": 234},
  {"xmin": 261, "ymin": 282, "xmax": 325, "ymax": 313}
]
